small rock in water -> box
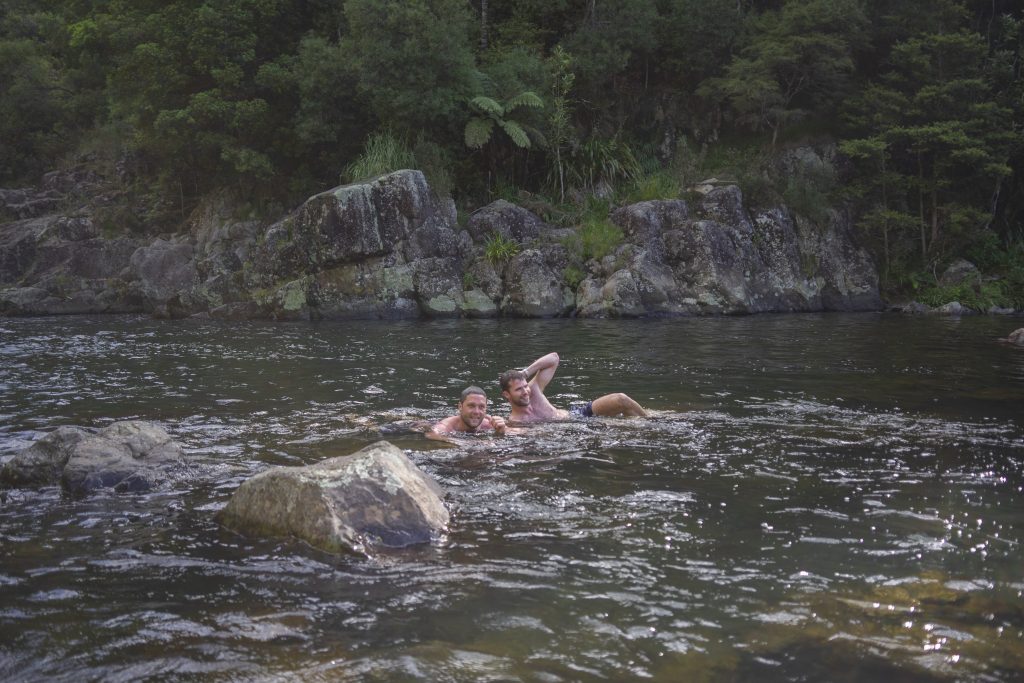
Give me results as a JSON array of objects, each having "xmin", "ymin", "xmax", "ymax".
[{"xmin": 0, "ymin": 420, "xmax": 187, "ymax": 495}]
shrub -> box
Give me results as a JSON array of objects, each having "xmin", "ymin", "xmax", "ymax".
[
  {"xmin": 484, "ymin": 232, "xmax": 520, "ymax": 264},
  {"xmin": 782, "ymin": 162, "xmax": 836, "ymax": 225},
  {"xmin": 625, "ymin": 170, "xmax": 681, "ymax": 203},
  {"xmin": 412, "ymin": 139, "xmax": 454, "ymax": 199},
  {"xmin": 915, "ymin": 280, "xmax": 1011, "ymax": 311},
  {"xmin": 579, "ymin": 214, "xmax": 623, "ymax": 262},
  {"xmin": 343, "ymin": 131, "xmax": 415, "ymax": 183},
  {"xmin": 563, "ymin": 265, "xmax": 586, "ymax": 290}
]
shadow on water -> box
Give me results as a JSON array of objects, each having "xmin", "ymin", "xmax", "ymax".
[{"xmin": 1, "ymin": 314, "xmax": 1023, "ymax": 681}]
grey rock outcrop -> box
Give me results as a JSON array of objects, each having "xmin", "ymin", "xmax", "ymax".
[
  {"xmin": 244, "ymin": 170, "xmax": 468, "ymax": 320},
  {"xmin": 0, "ymin": 212, "xmax": 145, "ymax": 315},
  {"xmin": 3, "ymin": 161, "xmax": 889, "ymax": 319},
  {"xmin": 129, "ymin": 239, "xmax": 198, "ymax": 318},
  {"xmin": 576, "ymin": 187, "xmax": 881, "ymax": 316},
  {"xmin": 500, "ymin": 249, "xmax": 574, "ymax": 317},
  {"xmin": 217, "ymin": 440, "xmax": 449, "ymax": 555},
  {"xmin": 939, "ymin": 259, "xmax": 981, "ymax": 288},
  {"xmin": 466, "ymin": 199, "xmax": 546, "ymax": 244},
  {"xmin": 0, "ymin": 421, "xmax": 187, "ymax": 495}
]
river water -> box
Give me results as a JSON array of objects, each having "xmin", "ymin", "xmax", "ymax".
[{"xmin": 1, "ymin": 313, "xmax": 1022, "ymax": 682}]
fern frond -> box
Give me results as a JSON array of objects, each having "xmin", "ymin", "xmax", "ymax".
[
  {"xmin": 522, "ymin": 124, "xmax": 548, "ymax": 149},
  {"xmin": 498, "ymin": 120, "xmax": 530, "ymax": 149},
  {"xmin": 506, "ymin": 91, "xmax": 543, "ymax": 111},
  {"xmin": 464, "ymin": 117, "xmax": 495, "ymax": 149},
  {"xmin": 470, "ymin": 96, "xmax": 504, "ymax": 117}
]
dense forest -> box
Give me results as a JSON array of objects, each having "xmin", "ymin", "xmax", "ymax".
[{"xmin": 2, "ymin": 0, "xmax": 1022, "ymax": 305}]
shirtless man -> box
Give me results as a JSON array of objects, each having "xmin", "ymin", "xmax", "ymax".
[
  {"xmin": 427, "ymin": 386, "xmax": 509, "ymax": 439},
  {"xmin": 499, "ymin": 352, "xmax": 648, "ymax": 424}
]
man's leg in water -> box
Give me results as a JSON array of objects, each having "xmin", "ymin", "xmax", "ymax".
[{"xmin": 590, "ymin": 392, "xmax": 648, "ymax": 417}]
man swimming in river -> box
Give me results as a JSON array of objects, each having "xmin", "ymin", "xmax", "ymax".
[
  {"xmin": 427, "ymin": 386, "xmax": 510, "ymax": 440},
  {"xmin": 499, "ymin": 352, "xmax": 648, "ymax": 424}
]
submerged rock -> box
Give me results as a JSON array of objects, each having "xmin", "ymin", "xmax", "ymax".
[
  {"xmin": 0, "ymin": 420, "xmax": 187, "ymax": 495},
  {"xmin": 217, "ymin": 440, "xmax": 448, "ymax": 555}
]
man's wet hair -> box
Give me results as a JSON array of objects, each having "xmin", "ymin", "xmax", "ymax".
[
  {"xmin": 499, "ymin": 369, "xmax": 527, "ymax": 392},
  {"xmin": 460, "ymin": 386, "xmax": 487, "ymax": 402}
]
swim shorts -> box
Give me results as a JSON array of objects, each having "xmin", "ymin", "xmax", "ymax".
[{"xmin": 569, "ymin": 401, "xmax": 594, "ymax": 418}]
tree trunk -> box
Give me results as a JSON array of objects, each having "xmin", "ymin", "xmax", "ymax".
[
  {"xmin": 480, "ymin": 0, "xmax": 488, "ymax": 51},
  {"xmin": 881, "ymin": 151, "xmax": 890, "ymax": 281},
  {"xmin": 918, "ymin": 152, "xmax": 927, "ymax": 261}
]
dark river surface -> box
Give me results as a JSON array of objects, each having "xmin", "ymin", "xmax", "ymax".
[{"xmin": 1, "ymin": 313, "xmax": 1023, "ymax": 682}]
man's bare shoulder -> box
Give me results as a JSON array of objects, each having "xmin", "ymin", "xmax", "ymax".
[{"xmin": 431, "ymin": 415, "xmax": 465, "ymax": 433}]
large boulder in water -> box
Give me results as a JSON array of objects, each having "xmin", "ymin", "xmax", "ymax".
[
  {"xmin": 0, "ymin": 421, "xmax": 187, "ymax": 495},
  {"xmin": 217, "ymin": 440, "xmax": 449, "ymax": 555}
]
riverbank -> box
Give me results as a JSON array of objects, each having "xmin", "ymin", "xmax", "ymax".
[{"xmin": 3, "ymin": 157, "xmax": 1020, "ymax": 322}]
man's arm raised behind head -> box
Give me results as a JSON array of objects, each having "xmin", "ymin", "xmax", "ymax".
[{"xmin": 524, "ymin": 352, "xmax": 560, "ymax": 391}]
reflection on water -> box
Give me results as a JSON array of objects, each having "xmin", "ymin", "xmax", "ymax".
[{"xmin": 1, "ymin": 314, "xmax": 1023, "ymax": 681}]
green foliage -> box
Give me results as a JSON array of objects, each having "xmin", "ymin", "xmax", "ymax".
[
  {"xmin": 914, "ymin": 279, "xmax": 1012, "ymax": 311},
  {"xmin": 546, "ymin": 45, "xmax": 575, "ymax": 202},
  {"xmin": 343, "ymin": 131, "xmax": 415, "ymax": 183},
  {"xmin": 559, "ymin": 0, "xmax": 657, "ymax": 109},
  {"xmin": 841, "ymin": 22, "xmax": 1022, "ymax": 283},
  {"xmin": 0, "ymin": 31, "xmax": 73, "ymax": 181},
  {"xmin": 563, "ymin": 265, "xmax": 586, "ymax": 290},
  {"xmin": 580, "ymin": 215, "xmax": 625, "ymax": 262},
  {"xmin": 484, "ymin": 232, "xmax": 520, "ymax": 265},
  {"xmin": 464, "ymin": 91, "xmax": 543, "ymax": 149},
  {"xmin": 344, "ymin": 0, "xmax": 476, "ymax": 137},
  {"xmin": 0, "ymin": 0, "xmax": 1020, "ymax": 295},
  {"xmin": 781, "ymin": 161, "xmax": 837, "ymax": 225},
  {"xmin": 560, "ymin": 199, "xmax": 625, "ymax": 263},
  {"xmin": 700, "ymin": 0, "xmax": 868, "ymax": 145},
  {"xmin": 625, "ymin": 171, "xmax": 682, "ymax": 203},
  {"xmin": 412, "ymin": 139, "xmax": 454, "ymax": 199},
  {"xmin": 562, "ymin": 136, "xmax": 642, "ymax": 195}
]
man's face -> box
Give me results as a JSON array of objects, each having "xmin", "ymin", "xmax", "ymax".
[
  {"xmin": 502, "ymin": 378, "xmax": 530, "ymax": 407},
  {"xmin": 458, "ymin": 393, "xmax": 487, "ymax": 430}
]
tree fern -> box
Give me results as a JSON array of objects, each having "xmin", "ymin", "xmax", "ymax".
[
  {"xmin": 498, "ymin": 120, "xmax": 530, "ymax": 148},
  {"xmin": 463, "ymin": 90, "xmax": 544, "ymax": 152},
  {"xmin": 465, "ymin": 117, "xmax": 495, "ymax": 149},
  {"xmin": 470, "ymin": 96, "xmax": 504, "ymax": 117},
  {"xmin": 505, "ymin": 91, "xmax": 543, "ymax": 110}
]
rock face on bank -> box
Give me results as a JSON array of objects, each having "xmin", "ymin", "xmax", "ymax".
[
  {"xmin": 577, "ymin": 189, "xmax": 881, "ymax": 316},
  {"xmin": 0, "ymin": 420, "xmax": 187, "ymax": 495},
  {"xmin": 1, "ymin": 164, "xmax": 883, "ymax": 319},
  {"xmin": 217, "ymin": 440, "xmax": 448, "ymax": 555}
]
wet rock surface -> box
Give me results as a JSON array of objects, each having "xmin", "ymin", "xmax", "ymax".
[
  {"xmin": 0, "ymin": 420, "xmax": 188, "ymax": 495},
  {"xmin": 217, "ymin": 440, "xmax": 449, "ymax": 555},
  {"xmin": 2, "ymin": 163, "xmax": 893, "ymax": 319}
]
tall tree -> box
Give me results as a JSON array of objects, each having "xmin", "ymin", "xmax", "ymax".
[
  {"xmin": 343, "ymin": 0, "xmax": 477, "ymax": 141},
  {"xmin": 843, "ymin": 27, "xmax": 1020, "ymax": 272},
  {"xmin": 701, "ymin": 0, "xmax": 869, "ymax": 146}
]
